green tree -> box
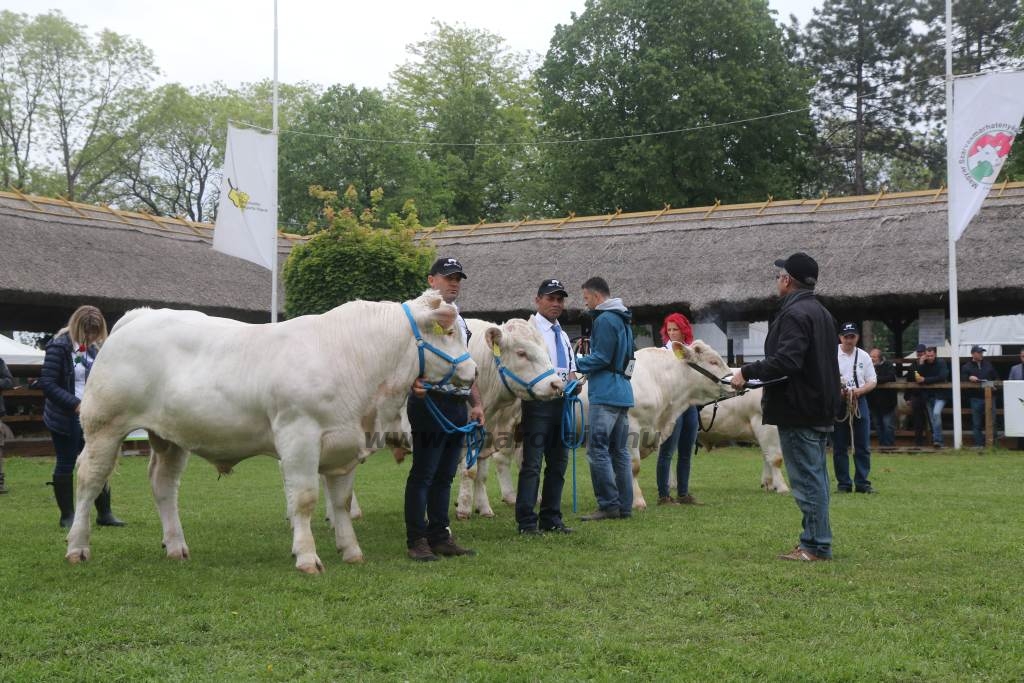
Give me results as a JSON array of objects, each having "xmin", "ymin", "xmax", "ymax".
[
  {"xmin": 536, "ymin": 0, "xmax": 817, "ymax": 214},
  {"xmin": 390, "ymin": 21, "xmax": 540, "ymax": 225},
  {"xmin": 282, "ymin": 185, "xmax": 436, "ymax": 318},
  {"xmin": 278, "ymin": 84, "xmax": 449, "ymax": 231},
  {"xmin": 921, "ymin": 0, "xmax": 1024, "ymax": 74},
  {"xmin": 0, "ymin": 10, "xmax": 46, "ymax": 190},
  {"xmin": 799, "ymin": 0, "xmax": 931, "ymax": 195}
]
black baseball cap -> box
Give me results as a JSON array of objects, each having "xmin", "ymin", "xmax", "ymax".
[
  {"xmin": 915, "ymin": 343, "xmax": 927, "ymax": 353},
  {"xmin": 538, "ymin": 278, "xmax": 568, "ymax": 297},
  {"xmin": 840, "ymin": 322, "xmax": 859, "ymax": 336},
  {"xmin": 774, "ymin": 252, "xmax": 818, "ymax": 287},
  {"xmin": 971, "ymin": 345, "xmax": 986, "ymax": 353},
  {"xmin": 429, "ymin": 257, "xmax": 467, "ymax": 279}
]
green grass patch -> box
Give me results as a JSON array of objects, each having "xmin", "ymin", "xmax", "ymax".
[{"xmin": 1, "ymin": 448, "xmax": 1022, "ymax": 681}]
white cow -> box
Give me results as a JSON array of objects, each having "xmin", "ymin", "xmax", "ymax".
[
  {"xmin": 697, "ymin": 386, "xmax": 789, "ymax": 493},
  {"xmin": 65, "ymin": 290, "xmax": 476, "ymax": 573},
  {"xmin": 455, "ymin": 318, "xmax": 563, "ymax": 519}
]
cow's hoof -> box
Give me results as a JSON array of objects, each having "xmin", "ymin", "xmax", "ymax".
[
  {"xmin": 165, "ymin": 543, "xmax": 190, "ymax": 560},
  {"xmin": 501, "ymin": 496, "xmax": 516, "ymax": 506},
  {"xmin": 341, "ymin": 549, "xmax": 364, "ymax": 564},
  {"xmin": 296, "ymin": 555, "xmax": 325, "ymax": 574},
  {"xmin": 350, "ymin": 511, "xmax": 363, "ymax": 521},
  {"xmin": 66, "ymin": 547, "xmax": 90, "ymax": 564},
  {"xmin": 455, "ymin": 510, "xmax": 471, "ymax": 521},
  {"xmin": 476, "ymin": 508, "xmax": 495, "ymax": 518},
  {"xmin": 633, "ymin": 501, "xmax": 648, "ymax": 511}
]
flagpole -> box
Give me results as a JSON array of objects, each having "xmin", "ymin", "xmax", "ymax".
[
  {"xmin": 270, "ymin": 0, "xmax": 280, "ymax": 323},
  {"xmin": 945, "ymin": 0, "xmax": 963, "ymax": 449}
]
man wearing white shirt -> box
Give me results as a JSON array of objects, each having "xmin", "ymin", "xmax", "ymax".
[
  {"xmin": 517, "ymin": 279, "xmax": 577, "ymax": 535},
  {"xmin": 833, "ymin": 322, "xmax": 878, "ymax": 494}
]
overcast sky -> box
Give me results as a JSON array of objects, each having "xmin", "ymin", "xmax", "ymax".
[{"xmin": 9, "ymin": 1, "xmax": 821, "ymax": 91}]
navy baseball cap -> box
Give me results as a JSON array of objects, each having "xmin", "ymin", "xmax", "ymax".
[
  {"xmin": 915, "ymin": 343, "xmax": 927, "ymax": 353},
  {"xmin": 840, "ymin": 322, "xmax": 859, "ymax": 336},
  {"xmin": 774, "ymin": 252, "xmax": 818, "ymax": 287},
  {"xmin": 971, "ymin": 345, "xmax": 986, "ymax": 353},
  {"xmin": 538, "ymin": 278, "xmax": 568, "ymax": 297},
  {"xmin": 429, "ymin": 257, "xmax": 467, "ymax": 279}
]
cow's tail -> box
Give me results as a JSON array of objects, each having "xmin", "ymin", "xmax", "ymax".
[{"xmin": 110, "ymin": 307, "xmax": 152, "ymax": 335}]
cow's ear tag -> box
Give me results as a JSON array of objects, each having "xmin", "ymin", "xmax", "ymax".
[
  {"xmin": 432, "ymin": 322, "xmax": 446, "ymax": 336},
  {"xmin": 673, "ymin": 346, "xmax": 685, "ymax": 360},
  {"xmin": 492, "ymin": 343, "xmax": 501, "ymax": 357}
]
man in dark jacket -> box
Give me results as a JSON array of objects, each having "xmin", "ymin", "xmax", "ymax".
[
  {"xmin": 731, "ymin": 252, "xmax": 840, "ymax": 561},
  {"xmin": 867, "ymin": 348, "xmax": 899, "ymax": 447},
  {"xmin": 0, "ymin": 357, "xmax": 14, "ymax": 493},
  {"xmin": 915, "ymin": 346, "xmax": 950, "ymax": 447},
  {"xmin": 576, "ymin": 276, "xmax": 635, "ymax": 521},
  {"xmin": 961, "ymin": 345, "xmax": 1000, "ymax": 447}
]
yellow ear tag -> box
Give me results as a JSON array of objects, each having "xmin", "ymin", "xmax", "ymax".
[
  {"xmin": 492, "ymin": 343, "xmax": 501, "ymax": 357},
  {"xmin": 432, "ymin": 322, "xmax": 445, "ymax": 336},
  {"xmin": 673, "ymin": 346, "xmax": 685, "ymax": 360}
]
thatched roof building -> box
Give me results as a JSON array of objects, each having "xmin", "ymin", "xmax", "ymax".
[
  {"xmin": 415, "ymin": 183, "xmax": 1024, "ymax": 330},
  {"xmin": 0, "ymin": 191, "xmax": 297, "ymax": 331}
]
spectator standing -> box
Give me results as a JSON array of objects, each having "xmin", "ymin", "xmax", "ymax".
[
  {"xmin": 867, "ymin": 348, "xmax": 899, "ymax": 447},
  {"xmin": 731, "ymin": 253, "xmax": 841, "ymax": 561},
  {"xmin": 832, "ymin": 323, "xmax": 877, "ymax": 493},
  {"xmin": 961, "ymin": 345, "xmax": 1000, "ymax": 447},
  {"xmin": 915, "ymin": 346, "xmax": 950, "ymax": 448},
  {"xmin": 655, "ymin": 313, "xmax": 702, "ymax": 506},
  {"xmin": 0, "ymin": 357, "xmax": 14, "ymax": 494},
  {"xmin": 906, "ymin": 344, "xmax": 930, "ymax": 446},
  {"xmin": 576, "ymin": 277, "xmax": 635, "ymax": 522}
]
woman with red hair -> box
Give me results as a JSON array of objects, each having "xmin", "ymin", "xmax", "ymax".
[{"xmin": 656, "ymin": 313, "xmax": 702, "ymax": 505}]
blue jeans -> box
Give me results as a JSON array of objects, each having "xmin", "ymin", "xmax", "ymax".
[
  {"xmin": 404, "ymin": 395, "xmax": 467, "ymax": 547},
  {"xmin": 870, "ymin": 407, "xmax": 895, "ymax": 447},
  {"xmin": 927, "ymin": 397, "xmax": 946, "ymax": 445},
  {"xmin": 832, "ymin": 396, "xmax": 871, "ymax": 491},
  {"xmin": 656, "ymin": 406, "xmax": 698, "ymax": 498},
  {"xmin": 778, "ymin": 426, "xmax": 832, "ymax": 559},
  {"xmin": 586, "ymin": 404, "xmax": 632, "ymax": 514},
  {"xmin": 516, "ymin": 399, "xmax": 569, "ymax": 530},
  {"xmin": 969, "ymin": 397, "xmax": 986, "ymax": 446}
]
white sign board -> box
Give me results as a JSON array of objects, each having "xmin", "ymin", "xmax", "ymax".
[
  {"xmin": 726, "ymin": 321, "xmax": 749, "ymax": 340},
  {"xmin": 918, "ymin": 309, "xmax": 946, "ymax": 348},
  {"xmin": 1003, "ymin": 381, "xmax": 1024, "ymax": 437}
]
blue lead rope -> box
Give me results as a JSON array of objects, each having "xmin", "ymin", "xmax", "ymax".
[
  {"xmin": 561, "ymin": 378, "xmax": 586, "ymax": 513},
  {"xmin": 422, "ymin": 394, "xmax": 486, "ymax": 470}
]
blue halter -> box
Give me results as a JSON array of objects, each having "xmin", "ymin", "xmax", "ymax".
[
  {"xmin": 401, "ymin": 302, "xmax": 484, "ymax": 468},
  {"xmin": 491, "ymin": 344, "xmax": 557, "ymax": 401},
  {"xmin": 401, "ymin": 302, "xmax": 473, "ymax": 391}
]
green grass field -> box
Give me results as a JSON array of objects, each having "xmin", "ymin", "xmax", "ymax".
[{"xmin": 1, "ymin": 447, "xmax": 1022, "ymax": 681}]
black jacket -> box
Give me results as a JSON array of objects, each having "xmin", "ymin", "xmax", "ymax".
[
  {"xmin": 960, "ymin": 359, "xmax": 999, "ymax": 399},
  {"xmin": 741, "ymin": 289, "xmax": 841, "ymax": 428},
  {"xmin": 38, "ymin": 332, "xmax": 97, "ymax": 436},
  {"xmin": 918, "ymin": 358, "xmax": 951, "ymax": 402},
  {"xmin": 0, "ymin": 358, "xmax": 14, "ymax": 417},
  {"xmin": 867, "ymin": 360, "xmax": 899, "ymax": 413}
]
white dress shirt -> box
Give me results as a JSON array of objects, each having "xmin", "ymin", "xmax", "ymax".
[{"xmin": 530, "ymin": 313, "xmax": 576, "ymax": 380}]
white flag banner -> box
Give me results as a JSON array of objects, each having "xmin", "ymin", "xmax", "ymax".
[
  {"xmin": 949, "ymin": 71, "xmax": 1024, "ymax": 241},
  {"xmin": 214, "ymin": 124, "xmax": 278, "ymax": 269}
]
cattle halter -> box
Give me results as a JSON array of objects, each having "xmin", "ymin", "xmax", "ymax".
[
  {"xmin": 401, "ymin": 302, "xmax": 473, "ymax": 391},
  {"xmin": 491, "ymin": 343, "xmax": 557, "ymax": 400}
]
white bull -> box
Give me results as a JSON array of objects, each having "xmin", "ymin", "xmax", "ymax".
[
  {"xmin": 697, "ymin": 386, "xmax": 789, "ymax": 493},
  {"xmin": 576, "ymin": 341, "xmax": 735, "ymax": 510},
  {"xmin": 65, "ymin": 290, "xmax": 476, "ymax": 573},
  {"xmin": 455, "ymin": 318, "xmax": 562, "ymax": 519}
]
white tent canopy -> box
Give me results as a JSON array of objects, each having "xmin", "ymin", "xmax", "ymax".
[
  {"xmin": 0, "ymin": 333, "xmax": 44, "ymax": 364},
  {"xmin": 955, "ymin": 314, "xmax": 1024, "ymax": 355}
]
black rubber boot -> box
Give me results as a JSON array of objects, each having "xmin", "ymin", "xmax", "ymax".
[
  {"xmin": 51, "ymin": 473, "xmax": 75, "ymax": 528},
  {"xmin": 95, "ymin": 485, "xmax": 125, "ymax": 527}
]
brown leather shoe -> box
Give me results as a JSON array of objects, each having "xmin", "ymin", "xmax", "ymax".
[
  {"xmin": 430, "ymin": 536, "xmax": 476, "ymax": 557},
  {"xmin": 579, "ymin": 508, "xmax": 621, "ymax": 521},
  {"xmin": 778, "ymin": 546, "xmax": 829, "ymax": 562},
  {"xmin": 407, "ymin": 538, "xmax": 440, "ymax": 562},
  {"xmin": 676, "ymin": 494, "xmax": 703, "ymax": 506},
  {"xmin": 657, "ymin": 496, "xmax": 681, "ymax": 506}
]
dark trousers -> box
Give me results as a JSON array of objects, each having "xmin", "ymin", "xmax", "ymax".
[
  {"xmin": 404, "ymin": 394, "xmax": 467, "ymax": 547},
  {"xmin": 832, "ymin": 396, "xmax": 871, "ymax": 491},
  {"xmin": 50, "ymin": 416, "xmax": 84, "ymax": 477},
  {"xmin": 909, "ymin": 394, "xmax": 928, "ymax": 446},
  {"xmin": 516, "ymin": 399, "xmax": 569, "ymax": 531},
  {"xmin": 968, "ymin": 397, "xmax": 986, "ymax": 447}
]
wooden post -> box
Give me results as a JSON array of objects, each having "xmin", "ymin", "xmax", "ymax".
[{"xmin": 984, "ymin": 384, "xmax": 995, "ymax": 448}]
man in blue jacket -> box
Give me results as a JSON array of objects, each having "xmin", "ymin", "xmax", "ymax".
[
  {"xmin": 576, "ymin": 277, "xmax": 635, "ymax": 521},
  {"xmin": 731, "ymin": 253, "xmax": 841, "ymax": 561}
]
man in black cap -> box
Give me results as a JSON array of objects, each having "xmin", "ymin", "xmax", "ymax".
[
  {"xmin": 731, "ymin": 252, "xmax": 840, "ymax": 561},
  {"xmin": 833, "ymin": 322, "xmax": 877, "ymax": 493},
  {"xmin": 517, "ymin": 278, "xmax": 577, "ymax": 535},
  {"xmin": 961, "ymin": 345, "xmax": 999, "ymax": 447},
  {"xmin": 914, "ymin": 345, "xmax": 950, "ymax": 448},
  {"xmin": 404, "ymin": 256, "xmax": 485, "ymax": 561}
]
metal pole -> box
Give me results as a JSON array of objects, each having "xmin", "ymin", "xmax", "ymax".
[
  {"xmin": 270, "ymin": 0, "xmax": 280, "ymax": 323},
  {"xmin": 945, "ymin": 0, "xmax": 963, "ymax": 449}
]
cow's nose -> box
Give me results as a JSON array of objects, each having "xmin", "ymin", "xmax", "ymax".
[{"xmin": 550, "ymin": 378, "xmax": 565, "ymax": 394}]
